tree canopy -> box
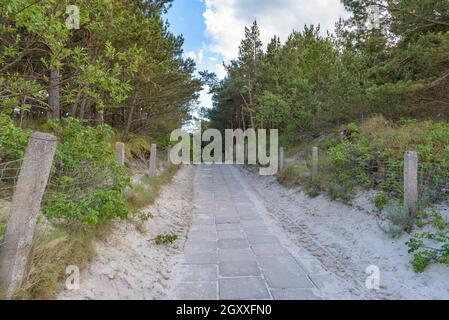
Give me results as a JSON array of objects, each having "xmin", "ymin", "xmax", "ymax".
[
  {"xmin": 206, "ymin": 1, "xmax": 449, "ymax": 138},
  {"xmin": 0, "ymin": 0, "xmax": 203, "ymax": 140}
]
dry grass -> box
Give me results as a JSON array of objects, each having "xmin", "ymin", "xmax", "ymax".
[
  {"xmin": 125, "ymin": 164, "xmax": 179, "ymax": 210},
  {"xmin": 277, "ymin": 164, "xmax": 301, "ymax": 188},
  {"xmin": 13, "ymin": 221, "xmax": 113, "ymax": 300}
]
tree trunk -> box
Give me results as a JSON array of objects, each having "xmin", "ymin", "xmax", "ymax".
[
  {"xmin": 241, "ymin": 105, "xmax": 246, "ymax": 130},
  {"xmin": 47, "ymin": 67, "xmax": 60, "ymax": 119},
  {"xmin": 122, "ymin": 95, "xmax": 137, "ymax": 142}
]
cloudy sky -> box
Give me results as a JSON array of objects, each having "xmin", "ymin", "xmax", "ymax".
[{"xmin": 165, "ymin": 0, "xmax": 349, "ymax": 109}]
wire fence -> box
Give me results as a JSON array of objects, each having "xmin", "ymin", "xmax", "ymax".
[
  {"xmin": 297, "ymin": 147, "xmax": 449, "ymax": 210},
  {"xmin": 0, "ymin": 159, "xmax": 23, "ymax": 202},
  {"xmin": 46, "ymin": 160, "xmax": 112, "ymax": 196},
  {"xmin": 418, "ymin": 163, "xmax": 449, "ymax": 207}
]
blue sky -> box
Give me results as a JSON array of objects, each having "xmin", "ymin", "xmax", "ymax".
[
  {"xmin": 164, "ymin": 0, "xmax": 349, "ymax": 110},
  {"xmin": 165, "ymin": 0, "xmax": 221, "ymax": 110}
]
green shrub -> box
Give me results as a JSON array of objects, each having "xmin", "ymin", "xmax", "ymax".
[
  {"xmin": 154, "ymin": 233, "xmax": 178, "ymax": 245},
  {"xmin": 373, "ymin": 192, "xmax": 389, "ymax": 211},
  {"xmin": 43, "ymin": 118, "xmax": 130, "ymax": 227},
  {"xmin": 407, "ymin": 228, "xmax": 449, "ymax": 273},
  {"xmin": 277, "ymin": 165, "xmax": 300, "ymax": 188},
  {"xmin": 378, "ymin": 201, "xmax": 412, "ymax": 238},
  {"xmin": 322, "ymin": 117, "xmax": 449, "ymax": 203},
  {"xmin": 0, "ymin": 114, "xmax": 29, "ymax": 161},
  {"xmin": 326, "ymin": 182, "xmax": 353, "ymax": 201}
]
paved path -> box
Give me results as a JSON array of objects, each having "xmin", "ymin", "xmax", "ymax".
[{"xmin": 173, "ymin": 165, "xmax": 322, "ymax": 300}]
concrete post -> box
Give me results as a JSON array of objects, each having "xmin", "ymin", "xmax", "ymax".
[
  {"xmin": 312, "ymin": 147, "xmax": 319, "ymax": 178},
  {"xmin": 279, "ymin": 147, "xmax": 284, "ymax": 172},
  {"xmin": 115, "ymin": 142, "xmax": 125, "ymax": 166},
  {"xmin": 167, "ymin": 146, "xmax": 172, "ymax": 164},
  {"xmin": 404, "ymin": 151, "xmax": 418, "ymax": 217},
  {"xmin": 97, "ymin": 110, "xmax": 104, "ymax": 125},
  {"xmin": 148, "ymin": 144, "xmax": 157, "ymax": 178},
  {"xmin": 0, "ymin": 132, "xmax": 57, "ymax": 298}
]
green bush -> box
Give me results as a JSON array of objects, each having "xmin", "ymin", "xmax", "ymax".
[
  {"xmin": 378, "ymin": 201, "xmax": 412, "ymax": 238},
  {"xmin": 322, "ymin": 117, "xmax": 449, "ymax": 203},
  {"xmin": 43, "ymin": 118, "xmax": 130, "ymax": 227},
  {"xmin": 277, "ymin": 165, "xmax": 300, "ymax": 188},
  {"xmin": 407, "ymin": 223, "xmax": 449, "ymax": 273},
  {"xmin": 0, "ymin": 114, "xmax": 29, "ymax": 161},
  {"xmin": 373, "ymin": 192, "xmax": 389, "ymax": 211},
  {"xmin": 154, "ymin": 233, "xmax": 178, "ymax": 245}
]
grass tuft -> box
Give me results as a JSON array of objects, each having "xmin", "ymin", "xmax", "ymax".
[{"xmin": 13, "ymin": 223, "xmax": 112, "ymax": 299}]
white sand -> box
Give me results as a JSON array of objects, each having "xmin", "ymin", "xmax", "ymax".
[
  {"xmin": 240, "ymin": 166, "xmax": 449, "ymax": 300},
  {"xmin": 59, "ymin": 165, "xmax": 195, "ymax": 300},
  {"xmin": 58, "ymin": 162, "xmax": 449, "ymax": 300}
]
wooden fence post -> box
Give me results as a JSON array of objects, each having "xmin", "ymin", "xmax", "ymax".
[
  {"xmin": 148, "ymin": 144, "xmax": 157, "ymax": 178},
  {"xmin": 404, "ymin": 151, "xmax": 418, "ymax": 217},
  {"xmin": 279, "ymin": 147, "xmax": 284, "ymax": 172},
  {"xmin": 0, "ymin": 132, "xmax": 57, "ymax": 298},
  {"xmin": 115, "ymin": 142, "xmax": 125, "ymax": 166},
  {"xmin": 312, "ymin": 147, "xmax": 319, "ymax": 178}
]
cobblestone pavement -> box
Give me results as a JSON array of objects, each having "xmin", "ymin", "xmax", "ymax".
[{"xmin": 173, "ymin": 165, "xmax": 326, "ymax": 300}]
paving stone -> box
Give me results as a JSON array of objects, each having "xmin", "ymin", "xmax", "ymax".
[
  {"xmin": 215, "ymin": 215, "xmax": 240, "ymax": 224},
  {"xmin": 180, "ymin": 264, "xmax": 218, "ymax": 281},
  {"xmin": 240, "ymin": 215, "xmax": 262, "ymax": 221},
  {"xmin": 215, "ymin": 201, "xmax": 232, "ymax": 208},
  {"xmin": 241, "ymin": 221, "xmax": 266, "ymax": 229},
  {"xmin": 251, "ymin": 244, "xmax": 289, "ymax": 256},
  {"xmin": 188, "ymin": 230, "xmax": 217, "ymax": 241},
  {"xmin": 175, "ymin": 282, "xmax": 217, "ymax": 300},
  {"xmin": 215, "ymin": 208, "xmax": 238, "ymax": 216},
  {"xmin": 219, "ymin": 277, "xmax": 270, "ymax": 300},
  {"xmin": 184, "ymin": 252, "xmax": 217, "ymax": 265},
  {"xmin": 192, "ymin": 209, "xmax": 213, "ymax": 215},
  {"xmin": 258, "ymin": 255, "xmax": 314, "ymax": 289},
  {"xmin": 190, "ymin": 225, "xmax": 216, "ymax": 233},
  {"xmin": 174, "ymin": 165, "xmax": 331, "ymax": 301},
  {"xmin": 237, "ymin": 204, "xmax": 257, "ymax": 212},
  {"xmin": 219, "ymin": 249, "xmax": 256, "ymax": 262},
  {"xmin": 219, "ymin": 261, "xmax": 261, "ymax": 277},
  {"xmin": 216, "ymin": 223, "xmax": 241, "ymax": 231},
  {"xmin": 243, "ymin": 226, "xmax": 271, "ymax": 235},
  {"xmin": 247, "ymin": 234, "xmax": 280, "ymax": 245},
  {"xmin": 184, "ymin": 241, "xmax": 217, "ymax": 253},
  {"xmin": 218, "ymin": 239, "xmax": 249, "ymax": 250},
  {"xmin": 218, "ymin": 230, "xmax": 246, "ymax": 240},
  {"xmin": 191, "ymin": 214, "xmax": 215, "ymax": 226},
  {"xmin": 271, "ymin": 289, "xmax": 322, "ymax": 300}
]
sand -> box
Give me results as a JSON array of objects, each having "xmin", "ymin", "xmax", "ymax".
[
  {"xmin": 59, "ymin": 165, "xmax": 195, "ymax": 300},
  {"xmin": 240, "ymin": 166, "xmax": 449, "ymax": 300}
]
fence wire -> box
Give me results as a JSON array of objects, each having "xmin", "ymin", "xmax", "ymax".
[
  {"xmin": 418, "ymin": 163, "xmax": 449, "ymax": 207},
  {"xmin": 0, "ymin": 159, "xmax": 23, "ymax": 202},
  {"xmin": 43, "ymin": 158, "xmax": 119, "ymax": 204},
  {"xmin": 306, "ymin": 150, "xmax": 449, "ymax": 208}
]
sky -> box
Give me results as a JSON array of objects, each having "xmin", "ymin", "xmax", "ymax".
[{"xmin": 164, "ymin": 0, "xmax": 349, "ymax": 110}]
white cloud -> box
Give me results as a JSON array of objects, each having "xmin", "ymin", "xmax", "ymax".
[
  {"xmin": 203, "ymin": 0, "xmax": 348, "ymax": 61},
  {"xmin": 199, "ymin": 86, "xmax": 213, "ymax": 109},
  {"xmin": 198, "ymin": 49, "xmax": 204, "ymax": 64},
  {"xmin": 184, "ymin": 50, "xmax": 197, "ymax": 61},
  {"xmin": 215, "ymin": 63, "xmax": 227, "ymax": 79}
]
